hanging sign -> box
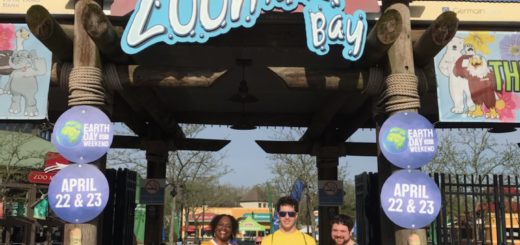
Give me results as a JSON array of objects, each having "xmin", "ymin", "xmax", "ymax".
[
  {"xmin": 121, "ymin": 0, "xmax": 368, "ymax": 61},
  {"xmin": 52, "ymin": 106, "xmax": 113, "ymax": 164},
  {"xmin": 140, "ymin": 179, "xmax": 165, "ymax": 205},
  {"xmin": 379, "ymin": 112, "xmax": 438, "ymax": 169},
  {"xmin": 434, "ymin": 31, "xmax": 520, "ymax": 123},
  {"xmin": 48, "ymin": 164, "xmax": 109, "ymax": 223},
  {"xmin": 318, "ymin": 180, "xmax": 344, "ymax": 206},
  {"xmin": 380, "ymin": 170, "xmax": 441, "ymax": 229}
]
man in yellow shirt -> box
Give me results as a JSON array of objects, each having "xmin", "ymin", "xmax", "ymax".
[{"xmin": 261, "ymin": 196, "xmax": 316, "ymax": 245}]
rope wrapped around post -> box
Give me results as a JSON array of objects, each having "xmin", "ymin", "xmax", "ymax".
[
  {"xmin": 68, "ymin": 66, "xmax": 105, "ymax": 106},
  {"xmin": 380, "ymin": 73, "xmax": 420, "ymax": 113}
]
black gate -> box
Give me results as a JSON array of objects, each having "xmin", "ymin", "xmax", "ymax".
[{"xmin": 356, "ymin": 173, "xmax": 520, "ymax": 245}]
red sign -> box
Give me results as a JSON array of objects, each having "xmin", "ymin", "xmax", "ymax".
[
  {"xmin": 44, "ymin": 152, "xmax": 70, "ymax": 172},
  {"xmin": 28, "ymin": 171, "xmax": 57, "ymax": 184},
  {"xmin": 27, "ymin": 152, "xmax": 69, "ymax": 184}
]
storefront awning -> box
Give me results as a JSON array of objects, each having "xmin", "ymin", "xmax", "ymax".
[
  {"xmin": 188, "ymin": 213, "xmax": 216, "ymax": 222},
  {"xmin": 242, "ymin": 213, "xmax": 271, "ymax": 223},
  {"xmin": 239, "ymin": 216, "xmax": 266, "ymax": 232}
]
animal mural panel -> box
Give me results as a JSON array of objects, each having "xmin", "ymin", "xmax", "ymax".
[
  {"xmin": 0, "ymin": 23, "xmax": 52, "ymax": 120},
  {"xmin": 435, "ymin": 31, "xmax": 520, "ymax": 123}
]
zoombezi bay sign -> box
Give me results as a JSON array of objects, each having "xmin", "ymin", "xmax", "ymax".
[{"xmin": 121, "ymin": 0, "xmax": 368, "ymax": 61}]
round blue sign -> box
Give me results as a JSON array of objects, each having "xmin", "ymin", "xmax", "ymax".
[
  {"xmin": 52, "ymin": 105, "xmax": 113, "ymax": 164},
  {"xmin": 380, "ymin": 170, "xmax": 441, "ymax": 229},
  {"xmin": 379, "ymin": 112, "xmax": 438, "ymax": 169},
  {"xmin": 48, "ymin": 164, "xmax": 109, "ymax": 223}
]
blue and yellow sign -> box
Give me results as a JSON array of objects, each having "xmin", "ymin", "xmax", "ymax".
[
  {"xmin": 379, "ymin": 112, "xmax": 438, "ymax": 169},
  {"xmin": 51, "ymin": 106, "xmax": 113, "ymax": 164}
]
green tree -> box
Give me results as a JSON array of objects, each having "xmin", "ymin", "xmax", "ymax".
[
  {"xmin": 0, "ymin": 130, "xmax": 50, "ymax": 217},
  {"xmin": 107, "ymin": 124, "xmax": 230, "ymax": 243},
  {"xmin": 0, "ymin": 131, "xmax": 50, "ymax": 184},
  {"xmin": 424, "ymin": 129, "xmax": 520, "ymax": 175},
  {"xmin": 266, "ymin": 128, "xmax": 354, "ymax": 225}
]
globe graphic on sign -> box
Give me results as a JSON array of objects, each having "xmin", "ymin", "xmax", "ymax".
[
  {"xmin": 383, "ymin": 127, "xmax": 408, "ymax": 154},
  {"xmin": 55, "ymin": 120, "xmax": 83, "ymax": 147}
]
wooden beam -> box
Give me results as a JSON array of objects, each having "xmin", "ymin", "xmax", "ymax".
[
  {"xmin": 51, "ymin": 63, "xmax": 227, "ymax": 88},
  {"xmin": 268, "ymin": 67, "xmax": 365, "ymax": 91},
  {"xmin": 119, "ymin": 66, "xmax": 228, "ymax": 88},
  {"xmin": 174, "ymin": 138, "xmax": 230, "ymax": 152},
  {"xmin": 256, "ymin": 140, "xmax": 312, "ymax": 154},
  {"xmin": 358, "ymin": 9, "xmax": 403, "ymax": 67},
  {"xmin": 256, "ymin": 140, "xmax": 376, "ymax": 156},
  {"xmin": 335, "ymin": 99, "xmax": 373, "ymax": 142},
  {"xmin": 26, "ymin": 5, "xmax": 73, "ymax": 62},
  {"xmin": 111, "ymin": 135, "xmax": 230, "ymax": 152},
  {"xmin": 300, "ymin": 93, "xmax": 351, "ymax": 142},
  {"xmin": 119, "ymin": 88, "xmax": 185, "ymax": 139},
  {"xmin": 111, "ymin": 93, "xmax": 148, "ymax": 136},
  {"xmin": 52, "ymin": 63, "xmax": 374, "ymax": 91},
  {"xmin": 413, "ymin": 11, "xmax": 459, "ymax": 67},
  {"xmin": 82, "ymin": 2, "xmax": 129, "ymax": 63}
]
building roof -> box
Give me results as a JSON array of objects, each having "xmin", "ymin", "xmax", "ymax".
[{"xmin": 240, "ymin": 186, "xmax": 268, "ymax": 202}]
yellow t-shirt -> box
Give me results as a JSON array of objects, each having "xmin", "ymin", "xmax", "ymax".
[{"xmin": 261, "ymin": 230, "xmax": 316, "ymax": 245}]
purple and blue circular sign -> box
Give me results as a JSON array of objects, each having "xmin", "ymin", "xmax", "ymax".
[
  {"xmin": 48, "ymin": 164, "xmax": 109, "ymax": 224},
  {"xmin": 379, "ymin": 112, "xmax": 438, "ymax": 169},
  {"xmin": 380, "ymin": 170, "xmax": 441, "ymax": 229},
  {"xmin": 52, "ymin": 105, "xmax": 113, "ymax": 164}
]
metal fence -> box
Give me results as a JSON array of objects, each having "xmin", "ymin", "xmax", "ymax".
[
  {"xmin": 430, "ymin": 173, "xmax": 520, "ymax": 245},
  {"xmin": 355, "ymin": 173, "xmax": 520, "ymax": 245}
]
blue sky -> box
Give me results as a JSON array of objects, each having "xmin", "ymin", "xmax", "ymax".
[
  {"xmin": 198, "ymin": 126, "xmax": 520, "ymax": 187},
  {"xmin": 197, "ymin": 127, "xmax": 378, "ymax": 187}
]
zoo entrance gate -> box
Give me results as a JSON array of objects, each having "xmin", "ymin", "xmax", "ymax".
[{"xmin": 356, "ymin": 173, "xmax": 520, "ymax": 245}]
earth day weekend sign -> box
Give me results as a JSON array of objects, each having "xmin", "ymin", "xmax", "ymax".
[{"xmin": 121, "ymin": 0, "xmax": 368, "ymax": 61}]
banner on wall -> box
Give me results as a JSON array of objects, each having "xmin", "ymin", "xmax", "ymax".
[
  {"xmin": 434, "ymin": 31, "xmax": 520, "ymax": 123},
  {"xmin": 0, "ymin": 24, "xmax": 52, "ymax": 120}
]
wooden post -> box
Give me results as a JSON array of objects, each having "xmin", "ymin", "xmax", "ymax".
[
  {"xmin": 26, "ymin": 5, "xmax": 73, "ymax": 62},
  {"xmin": 63, "ymin": 0, "xmax": 104, "ymax": 244},
  {"xmin": 81, "ymin": 2, "xmax": 128, "ymax": 64},
  {"xmin": 413, "ymin": 11, "xmax": 459, "ymax": 67},
  {"xmin": 145, "ymin": 140, "xmax": 168, "ymax": 245},
  {"xmin": 379, "ymin": 0, "xmax": 428, "ymax": 244},
  {"xmin": 316, "ymin": 155, "xmax": 339, "ymax": 245},
  {"xmin": 358, "ymin": 8, "xmax": 402, "ymax": 67}
]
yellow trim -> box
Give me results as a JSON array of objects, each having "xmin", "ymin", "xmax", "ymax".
[{"xmin": 409, "ymin": 1, "xmax": 520, "ymax": 22}]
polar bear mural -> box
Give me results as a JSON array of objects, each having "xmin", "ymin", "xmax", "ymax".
[{"xmin": 438, "ymin": 36, "xmax": 475, "ymax": 114}]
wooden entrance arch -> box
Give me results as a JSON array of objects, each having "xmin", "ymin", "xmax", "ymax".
[{"xmin": 0, "ymin": 0, "xmax": 477, "ymax": 243}]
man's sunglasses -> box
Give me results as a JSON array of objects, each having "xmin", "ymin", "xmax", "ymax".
[{"xmin": 278, "ymin": 211, "xmax": 296, "ymax": 217}]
